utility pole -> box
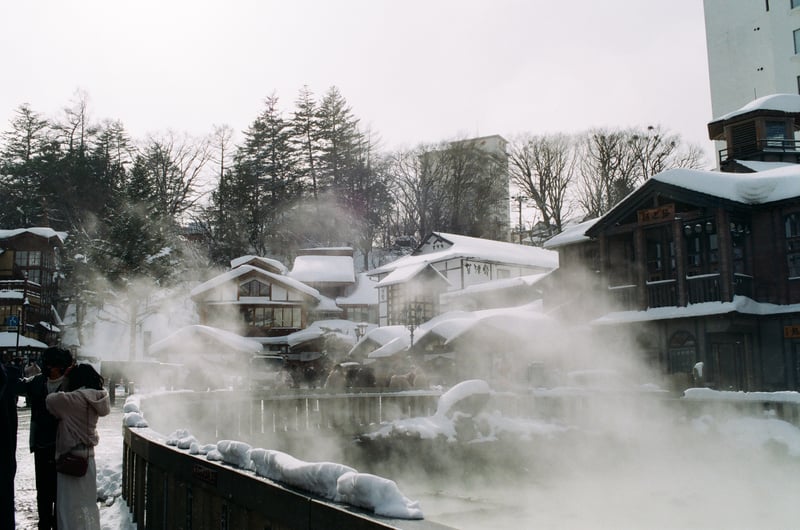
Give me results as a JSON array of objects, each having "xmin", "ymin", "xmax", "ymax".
[{"xmin": 513, "ymin": 195, "xmax": 526, "ymax": 244}]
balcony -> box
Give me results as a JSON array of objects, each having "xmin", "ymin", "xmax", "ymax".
[
  {"xmin": 687, "ymin": 274, "xmax": 720, "ymax": 304},
  {"xmin": 719, "ymin": 139, "xmax": 800, "ymax": 167},
  {"xmin": 647, "ymin": 279, "xmax": 677, "ymax": 308}
]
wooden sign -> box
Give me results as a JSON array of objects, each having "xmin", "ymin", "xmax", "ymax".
[
  {"xmin": 784, "ymin": 325, "xmax": 800, "ymax": 338},
  {"xmin": 637, "ymin": 204, "xmax": 675, "ymax": 225}
]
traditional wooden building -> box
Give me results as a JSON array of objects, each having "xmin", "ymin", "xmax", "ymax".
[
  {"xmin": 190, "ymin": 259, "xmax": 338, "ymax": 338},
  {"xmin": 368, "ymin": 232, "xmax": 558, "ymax": 327},
  {"xmin": 0, "ymin": 227, "xmax": 66, "ymax": 351},
  {"xmin": 544, "ymin": 95, "xmax": 800, "ymax": 391}
]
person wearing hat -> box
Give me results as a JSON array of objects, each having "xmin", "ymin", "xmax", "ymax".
[{"xmin": 19, "ymin": 347, "xmax": 73, "ymax": 530}]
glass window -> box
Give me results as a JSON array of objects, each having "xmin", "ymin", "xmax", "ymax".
[
  {"xmin": 684, "ymin": 220, "xmax": 719, "ymax": 275},
  {"xmin": 795, "ymin": 28, "xmax": 800, "ymax": 54},
  {"xmin": 766, "ymin": 121, "xmax": 787, "ymax": 147},
  {"xmin": 793, "ymin": 0, "xmax": 800, "ymax": 9},
  {"xmin": 787, "ymin": 213, "xmax": 800, "ymax": 277},
  {"xmin": 238, "ymin": 279, "xmax": 270, "ymax": 298},
  {"xmin": 14, "ymin": 251, "xmax": 28, "ymax": 266}
]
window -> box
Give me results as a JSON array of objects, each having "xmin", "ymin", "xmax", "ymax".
[
  {"xmin": 496, "ymin": 269, "xmax": 510, "ymax": 280},
  {"xmin": 238, "ymin": 279, "xmax": 270, "ymax": 298},
  {"xmin": 794, "ymin": 28, "xmax": 800, "ymax": 54},
  {"xmin": 786, "ymin": 212, "xmax": 800, "ymax": 277},
  {"xmin": 645, "ymin": 226, "xmax": 676, "ymax": 281},
  {"xmin": 684, "ymin": 220, "xmax": 719, "ymax": 275},
  {"xmin": 793, "ymin": 0, "xmax": 800, "ymax": 9},
  {"xmin": 766, "ymin": 120, "xmax": 788, "ymax": 147},
  {"xmin": 667, "ymin": 330, "xmax": 697, "ymax": 374}
]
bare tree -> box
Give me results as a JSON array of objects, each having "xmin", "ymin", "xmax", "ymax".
[
  {"xmin": 509, "ymin": 133, "xmax": 576, "ymax": 235},
  {"xmin": 576, "ymin": 126, "xmax": 705, "ymax": 218},
  {"xmin": 129, "ymin": 131, "xmax": 212, "ymax": 220}
]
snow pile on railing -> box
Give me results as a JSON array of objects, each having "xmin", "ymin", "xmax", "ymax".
[{"xmin": 123, "ymin": 394, "xmax": 423, "ymax": 519}]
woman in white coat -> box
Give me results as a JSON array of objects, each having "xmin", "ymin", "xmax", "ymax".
[{"xmin": 45, "ymin": 363, "xmax": 110, "ymax": 530}]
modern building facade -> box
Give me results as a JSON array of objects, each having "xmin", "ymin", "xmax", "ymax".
[{"xmin": 703, "ymin": 0, "xmax": 800, "ymax": 119}]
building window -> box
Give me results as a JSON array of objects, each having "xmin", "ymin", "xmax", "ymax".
[
  {"xmin": 496, "ymin": 268, "xmax": 510, "ymax": 280},
  {"xmin": 793, "ymin": 0, "xmax": 800, "ymax": 9},
  {"xmin": 786, "ymin": 213, "xmax": 800, "ymax": 277},
  {"xmin": 667, "ymin": 330, "xmax": 697, "ymax": 374},
  {"xmin": 766, "ymin": 120, "xmax": 788, "ymax": 147},
  {"xmin": 794, "ymin": 28, "xmax": 800, "ymax": 54},
  {"xmin": 684, "ymin": 220, "xmax": 718, "ymax": 275},
  {"xmin": 238, "ymin": 279, "xmax": 270, "ymax": 298},
  {"xmin": 646, "ymin": 226, "xmax": 676, "ymax": 281}
]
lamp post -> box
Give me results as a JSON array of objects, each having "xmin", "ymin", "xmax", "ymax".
[
  {"xmin": 406, "ymin": 304, "xmax": 422, "ymax": 348},
  {"xmin": 513, "ymin": 195, "xmax": 527, "ymax": 244},
  {"xmin": 355, "ymin": 322, "xmax": 368, "ymax": 341}
]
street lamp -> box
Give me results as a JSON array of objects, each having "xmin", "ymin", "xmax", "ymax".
[
  {"xmin": 512, "ymin": 195, "xmax": 527, "ymax": 244},
  {"xmin": 406, "ymin": 304, "xmax": 423, "ymax": 348},
  {"xmin": 355, "ymin": 322, "xmax": 368, "ymax": 341}
]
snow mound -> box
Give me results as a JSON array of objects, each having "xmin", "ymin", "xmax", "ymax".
[
  {"xmin": 216, "ymin": 440, "xmax": 253, "ymax": 469},
  {"xmin": 166, "ymin": 429, "xmax": 197, "ymax": 449},
  {"xmin": 336, "ymin": 471, "xmax": 423, "ymax": 519},
  {"xmin": 250, "ymin": 449, "xmax": 356, "ymax": 500},
  {"xmin": 122, "ymin": 412, "xmax": 148, "ymax": 428}
]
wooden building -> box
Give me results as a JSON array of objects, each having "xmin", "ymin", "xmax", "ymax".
[
  {"xmin": 0, "ymin": 227, "xmax": 66, "ymax": 351},
  {"xmin": 368, "ymin": 232, "xmax": 558, "ymax": 327},
  {"xmin": 544, "ymin": 95, "xmax": 800, "ymax": 391}
]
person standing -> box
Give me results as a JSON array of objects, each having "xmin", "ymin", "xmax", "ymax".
[
  {"xmin": 0, "ymin": 358, "xmax": 22, "ymax": 530},
  {"xmin": 19, "ymin": 347, "xmax": 73, "ymax": 530},
  {"xmin": 46, "ymin": 363, "xmax": 110, "ymax": 530}
]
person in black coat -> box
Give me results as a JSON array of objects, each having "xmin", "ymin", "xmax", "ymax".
[
  {"xmin": 18, "ymin": 347, "xmax": 73, "ymax": 530},
  {"xmin": 1, "ymin": 358, "xmax": 22, "ymax": 530}
]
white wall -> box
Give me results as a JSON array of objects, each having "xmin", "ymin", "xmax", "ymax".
[{"xmin": 704, "ymin": 0, "xmax": 800, "ymax": 119}]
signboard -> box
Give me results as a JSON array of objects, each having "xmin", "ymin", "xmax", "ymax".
[
  {"xmin": 784, "ymin": 325, "xmax": 800, "ymax": 338},
  {"xmin": 5, "ymin": 315, "xmax": 19, "ymax": 327},
  {"xmin": 637, "ymin": 204, "xmax": 675, "ymax": 225}
]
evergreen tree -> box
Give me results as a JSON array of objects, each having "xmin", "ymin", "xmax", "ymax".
[{"xmin": 0, "ymin": 104, "xmax": 55, "ymax": 227}]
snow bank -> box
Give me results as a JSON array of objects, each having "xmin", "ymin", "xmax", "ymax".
[
  {"xmin": 250, "ymin": 449, "xmax": 356, "ymax": 500},
  {"xmin": 337, "ymin": 471, "xmax": 423, "ymax": 519}
]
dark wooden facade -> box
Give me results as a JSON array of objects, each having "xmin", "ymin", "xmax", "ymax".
[
  {"xmin": 546, "ymin": 101, "xmax": 800, "ymax": 392},
  {"xmin": 0, "ymin": 229, "xmax": 64, "ymax": 349}
]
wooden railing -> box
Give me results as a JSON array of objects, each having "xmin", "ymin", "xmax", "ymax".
[
  {"xmin": 686, "ymin": 273, "xmax": 721, "ymax": 304},
  {"xmin": 123, "ymin": 390, "xmax": 452, "ymax": 530},
  {"xmin": 646, "ymin": 279, "xmax": 677, "ymax": 308}
]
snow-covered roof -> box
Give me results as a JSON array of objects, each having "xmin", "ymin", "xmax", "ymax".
[
  {"xmin": 149, "ymin": 325, "xmax": 262, "ymax": 356},
  {"xmin": 543, "ymin": 219, "xmax": 598, "ymax": 249},
  {"xmin": 375, "ymin": 262, "xmax": 450, "ymax": 288},
  {"xmin": 190, "ymin": 265, "xmax": 323, "ymax": 302},
  {"xmin": 592, "ymin": 295, "xmax": 800, "ymax": 325},
  {"xmin": 336, "ymin": 273, "xmax": 379, "ymax": 306},
  {"xmin": 652, "ymin": 165, "xmax": 800, "ymax": 205},
  {"xmin": 0, "ymin": 331, "xmax": 48, "ymax": 349},
  {"xmin": 715, "ymin": 93, "xmax": 800, "ymax": 121},
  {"xmin": 288, "ymin": 255, "xmax": 355, "ymax": 284},
  {"xmin": 230, "ymin": 255, "xmax": 288, "ymax": 275},
  {"xmin": 733, "ymin": 160, "xmax": 796, "ymax": 173},
  {"xmin": 0, "ymin": 227, "xmax": 67, "ymax": 243},
  {"xmin": 0, "ymin": 290, "xmax": 24, "ymax": 300},
  {"xmin": 369, "ymin": 232, "xmax": 558, "ymax": 277},
  {"xmin": 440, "ymin": 272, "xmax": 550, "ymax": 305}
]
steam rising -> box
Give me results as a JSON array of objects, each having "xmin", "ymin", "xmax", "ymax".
[{"xmin": 81, "ymin": 267, "xmax": 800, "ymax": 529}]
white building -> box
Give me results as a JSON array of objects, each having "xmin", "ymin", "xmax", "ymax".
[
  {"xmin": 367, "ymin": 232, "xmax": 558, "ymax": 326},
  {"xmin": 703, "ymin": 0, "xmax": 800, "ymax": 120}
]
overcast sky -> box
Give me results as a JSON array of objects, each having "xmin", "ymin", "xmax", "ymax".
[{"xmin": 0, "ymin": 0, "xmax": 714, "ymax": 163}]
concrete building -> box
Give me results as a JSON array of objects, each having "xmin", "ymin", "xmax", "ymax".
[{"xmin": 703, "ymin": 0, "xmax": 800, "ymax": 119}]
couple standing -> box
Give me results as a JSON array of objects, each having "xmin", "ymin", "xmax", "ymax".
[{"xmin": 4, "ymin": 347, "xmax": 110, "ymax": 530}]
